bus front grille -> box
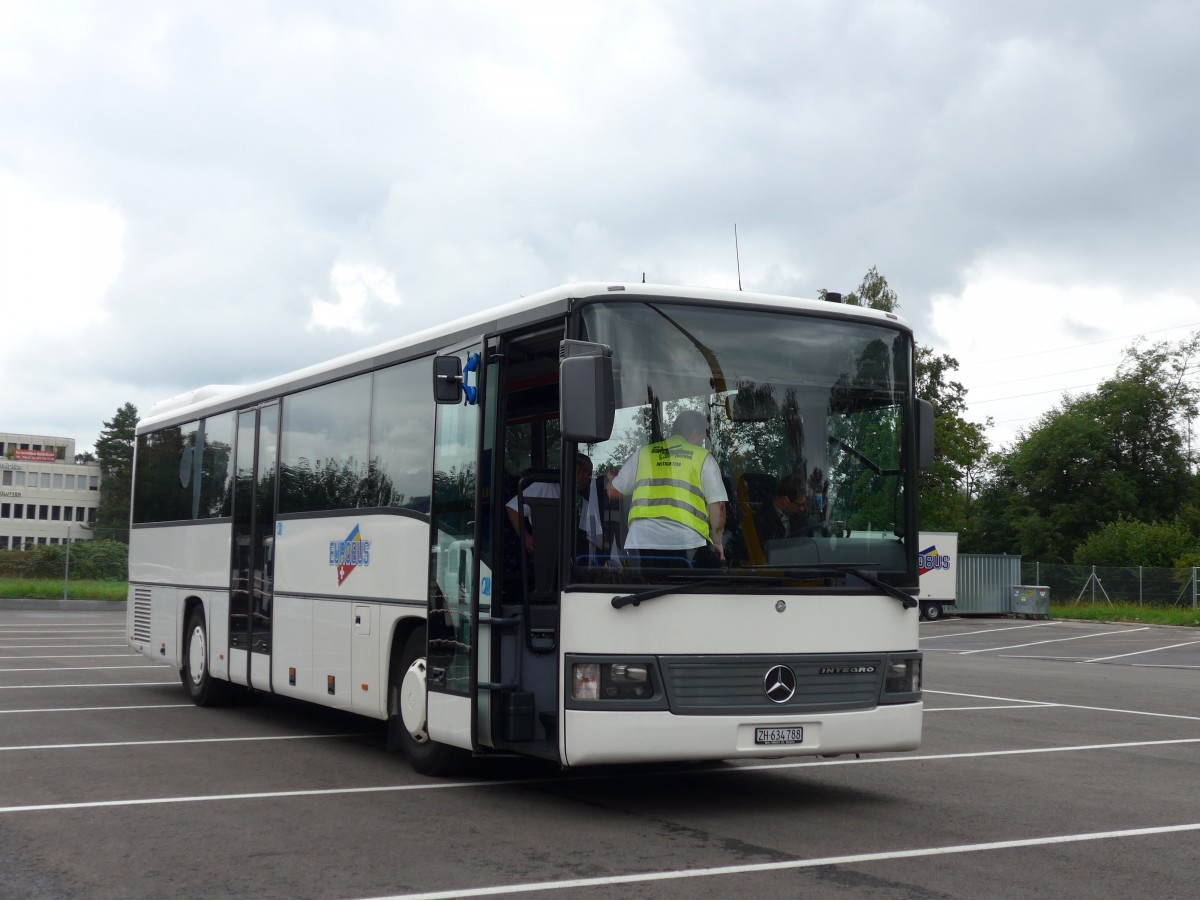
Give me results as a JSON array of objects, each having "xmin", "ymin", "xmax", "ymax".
[{"xmin": 658, "ymin": 654, "xmax": 884, "ymax": 715}]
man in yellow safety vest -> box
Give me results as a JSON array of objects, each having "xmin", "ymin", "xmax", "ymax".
[{"xmin": 608, "ymin": 409, "xmax": 727, "ymax": 566}]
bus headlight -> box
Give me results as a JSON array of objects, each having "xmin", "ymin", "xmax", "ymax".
[
  {"xmin": 888, "ymin": 657, "xmax": 921, "ymax": 696},
  {"xmin": 571, "ymin": 660, "xmax": 660, "ymax": 702},
  {"xmin": 572, "ymin": 663, "xmax": 601, "ymax": 701}
]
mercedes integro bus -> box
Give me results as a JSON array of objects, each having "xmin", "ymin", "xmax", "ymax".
[{"xmin": 127, "ymin": 282, "xmax": 932, "ymax": 774}]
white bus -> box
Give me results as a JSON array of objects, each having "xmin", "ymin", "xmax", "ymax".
[{"xmin": 127, "ymin": 282, "xmax": 932, "ymax": 775}]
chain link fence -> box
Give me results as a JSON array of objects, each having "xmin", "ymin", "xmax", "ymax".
[{"xmin": 1022, "ymin": 562, "xmax": 1199, "ymax": 608}]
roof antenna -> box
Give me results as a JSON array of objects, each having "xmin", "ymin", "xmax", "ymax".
[
  {"xmin": 734, "ymin": 224, "xmax": 743, "ymax": 290},
  {"xmin": 642, "ymin": 272, "xmax": 646, "ymax": 283}
]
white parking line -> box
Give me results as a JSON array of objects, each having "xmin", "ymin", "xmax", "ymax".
[
  {"xmin": 0, "ymin": 681, "xmax": 178, "ymax": 690},
  {"xmin": 0, "ymin": 733, "xmax": 371, "ymax": 752},
  {"xmin": 358, "ymin": 822, "xmax": 1200, "ymax": 899},
  {"xmin": 0, "ymin": 637, "xmax": 126, "ymax": 642},
  {"xmin": 0, "ymin": 704, "xmax": 193, "ymax": 714},
  {"xmin": 0, "ymin": 628, "xmax": 125, "ymax": 633},
  {"xmin": 958, "ymin": 627, "xmax": 1149, "ymax": 655},
  {"xmin": 0, "ymin": 665, "xmax": 161, "ymax": 673},
  {"xmin": 4, "ymin": 736, "xmax": 1199, "ymax": 815},
  {"xmin": 920, "ymin": 622, "xmax": 1056, "ymax": 640},
  {"xmin": 926, "ymin": 704, "xmax": 1057, "ymax": 712},
  {"xmin": 1085, "ymin": 640, "xmax": 1200, "ymax": 662},
  {"xmin": 0, "ymin": 654, "xmax": 137, "ymax": 660},
  {"xmin": 1131, "ymin": 663, "xmax": 1200, "ymax": 670},
  {"xmin": 926, "ymin": 689, "xmax": 1200, "ymax": 722},
  {"xmin": 0, "ymin": 644, "xmax": 130, "ymax": 649}
]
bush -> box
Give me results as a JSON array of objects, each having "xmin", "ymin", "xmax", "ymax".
[
  {"xmin": 1073, "ymin": 517, "xmax": 1193, "ymax": 567},
  {"xmin": 0, "ymin": 540, "xmax": 127, "ymax": 581},
  {"xmin": 69, "ymin": 540, "xmax": 128, "ymax": 580}
]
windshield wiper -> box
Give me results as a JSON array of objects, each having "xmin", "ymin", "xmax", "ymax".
[
  {"xmin": 724, "ymin": 563, "xmax": 917, "ymax": 610},
  {"xmin": 828, "ymin": 565, "xmax": 918, "ymax": 609},
  {"xmin": 612, "ymin": 574, "xmax": 786, "ymax": 609}
]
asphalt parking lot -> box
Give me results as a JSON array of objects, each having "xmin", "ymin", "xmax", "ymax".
[{"xmin": 2, "ymin": 608, "xmax": 1198, "ymax": 899}]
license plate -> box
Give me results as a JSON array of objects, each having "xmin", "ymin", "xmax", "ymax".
[{"xmin": 755, "ymin": 726, "xmax": 804, "ymax": 745}]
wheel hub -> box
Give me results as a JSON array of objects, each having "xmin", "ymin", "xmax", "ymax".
[
  {"xmin": 188, "ymin": 625, "xmax": 206, "ymax": 686},
  {"xmin": 400, "ymin": 657, "xmax": 429, "ymax": 744}
]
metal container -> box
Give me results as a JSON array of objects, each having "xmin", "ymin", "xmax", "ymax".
[
  {"xmin": 1011, "ymin": 585, "xmax": 1050, "ymax": 619},
  {"xmin": 956, "ymin": 554, "xmax": 1022, "ymax": 614}
]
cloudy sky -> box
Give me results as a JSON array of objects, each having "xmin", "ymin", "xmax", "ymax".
[{"xmin": 2, "ymin": 0, "xmax": 1198, "ymax": 455}]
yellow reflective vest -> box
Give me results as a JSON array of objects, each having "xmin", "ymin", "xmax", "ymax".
[{"xmin": 627, "ymin": 436, "xmax": 711, "ymax": 541}]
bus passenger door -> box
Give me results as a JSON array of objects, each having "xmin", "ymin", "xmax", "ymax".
[
  {"xmin": 426, "ymin": 342, "xmax": 482, "ymax": 750},
  {"xmin": 229, "ymin": 403, "xmax": 279, "ymax": 691},
  {"xmin": 483, "ymin": 326, "xmax": 565, "ymax": 761}
]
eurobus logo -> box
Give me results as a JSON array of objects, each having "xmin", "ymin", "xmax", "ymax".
[
  {"xmin": 918, "ymin": 545, "xmax": 950, "ymax": 576},
  {"xmin": 330, "ymin": 524, "xmax": 371, "ymax": 586}
]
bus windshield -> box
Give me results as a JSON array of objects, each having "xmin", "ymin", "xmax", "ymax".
[{"xmin": 573, "ymin": 299, "xmax": 916, "ymax": 590}]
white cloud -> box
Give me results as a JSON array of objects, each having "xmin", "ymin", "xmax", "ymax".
[
  {"xmin": 0, "ymin": 172, "xmax": 124, "ymax": 340},
  {"xmin": 309, "ymin": 263, "xmax": 403, "ymax": 334}
]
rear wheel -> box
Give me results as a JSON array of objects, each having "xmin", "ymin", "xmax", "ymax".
[
  {"xmin": 181, "ymin": 606, "xmax": 232, "ymax": 706},
  {"xmin": 387, "ymin": 627, "xmax": 471, "ymax": 776},
  {"xmin": 919, "ymin": 601, "xmax": 943, "ymax": 622}
]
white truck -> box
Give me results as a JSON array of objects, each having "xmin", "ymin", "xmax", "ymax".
[{"xmin": 917, "ymin": 531, "xmax": 957, "ymax": 620}]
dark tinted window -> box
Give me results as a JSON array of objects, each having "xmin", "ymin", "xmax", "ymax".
[
  {"xmin": 279, "ymin": 373, "xmax": 372, "ymax": 513},
  {"xmin": 370, "ymin": 359, "xmax": 434, "ymax": 512},
  {"xmin": 199, "ymin": 412, "xmax": 235, "ymax": 518},
  {"xmin": 133, "ymin": 424, "xmax": 196, "ymax": 523}
]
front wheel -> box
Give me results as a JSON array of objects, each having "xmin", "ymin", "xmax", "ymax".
[
  {"xmin": 387, "ymin": 628, "xmax": 471, "ymax": 776},
  {"xmin": 919, "ymin": 601, "xmax": 943, "ymax": 622},
  {"xmin": 181, "ymin": 606, "xmax": 232, "ymax": 706}
]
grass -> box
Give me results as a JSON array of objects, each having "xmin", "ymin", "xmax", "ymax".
[
  {"xmin": 1049, "ymin": 603, "xmax": 1200, "ymax": 628},
  {"xmin": 0, "ymin": 578, "xmax": 127, "ymax": 601}
]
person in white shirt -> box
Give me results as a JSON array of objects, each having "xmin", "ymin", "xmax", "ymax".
[
  {"xmin": 506, "ymin": 453, "xmax": 595, "ymax": 557},
  {"xmin": 607, "ymin": 410, "xmax": 727, "ymax": 566}
]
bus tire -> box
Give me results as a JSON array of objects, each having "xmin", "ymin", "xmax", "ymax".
[
  {"xmin": 181, "ymin": 606, "xmax": 232, "ymax": 707},
  {"xmin": 919, "ymin": 601, "xmax": 943, "ymax": 622},
  {"xmin": 388, "ymin": 628, "xmax": 471, "ymax": 777}
]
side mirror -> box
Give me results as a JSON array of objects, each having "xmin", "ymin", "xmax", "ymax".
[
  {"xmin": 560, "ymin": 341, "xmax": 615, "ymax": 443},
  {"xmin": 433, "ymin": 355, "xmax": 462, "ymax": 404},
  {"xmin": 916, "ymin": 399, "xmax": 935, "ymax": 471}
]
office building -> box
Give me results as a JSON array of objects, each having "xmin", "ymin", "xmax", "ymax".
[{"xmin": 0, "ymin": 432, "xmax": 103, "ymax": 550}]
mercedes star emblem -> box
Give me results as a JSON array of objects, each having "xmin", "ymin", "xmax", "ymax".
[{"xmin": 763, "ymin": 664, "xmax": 797, "ymax": 703}]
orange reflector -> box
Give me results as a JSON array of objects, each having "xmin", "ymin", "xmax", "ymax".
[{"xmin": 361, "ymin": 683, "xmax": 368, "ymax": 691}]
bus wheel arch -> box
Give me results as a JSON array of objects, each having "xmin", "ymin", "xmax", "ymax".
[
  {"xmin": 386, "ymin": 623, "xmax": 470, "ymax": 776},
  {"xmin": 181, "ymin": 601, "xmax": 232, "ymax": 706}
]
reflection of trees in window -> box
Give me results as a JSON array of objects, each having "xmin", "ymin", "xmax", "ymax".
[
  {"xmin": 280, "ymin": 456, "xmax": 372, "ymax": 513},
  {"xmin": 826, "ymin": 338, "xmax": 905, "ymax": 533},
  {"xmin": 200, "ymin": 412, "xmax": 234, "ymax": 518},
  {"xmin": 432, "ymin": 464, "xmax": 475, "ymax": 537},
  {"xmin": 371, "ymin": 361, "xmax": 434, "ymax": 512},
  {"xmin": 133, "ymin": 427, "xmax": 192, "ymax": 523}
]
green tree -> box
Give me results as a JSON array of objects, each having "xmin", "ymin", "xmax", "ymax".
[
  {"xmin": 974, "ymin": 335, "xmax": 1200, "ymax": 561},
  {"xmin": 842, "ymin": 265, "xmax": 899, "ymax": 312},
  {"xmin": 93, "ymin": 402, "xmax": 139, "ymax": 541}
]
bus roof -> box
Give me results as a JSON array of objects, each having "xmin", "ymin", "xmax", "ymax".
[{"xmin": 136, "ymin": 281, "xmax": 911, "ymax": 434}]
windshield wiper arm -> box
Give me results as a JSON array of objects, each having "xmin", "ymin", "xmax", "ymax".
[
  {"xmin": 612, "ymin": 574, "xmax": 785, "ymax": 609},
  {"xmin": 830, "ymin": 565, "xmax": 917, "ymax": 609}
]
